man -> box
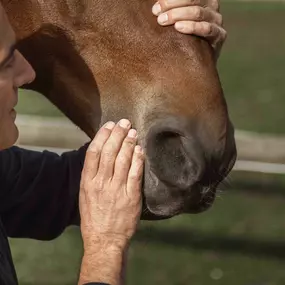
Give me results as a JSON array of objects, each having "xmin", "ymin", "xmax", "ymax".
[{"xmin": 0, "ymin": 1, "xmax": 226, "ymax": 284}]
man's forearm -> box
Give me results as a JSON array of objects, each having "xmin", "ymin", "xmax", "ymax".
[{"xmin": 78, "ymin": 243, "xmax": 129, "ymax": 285}]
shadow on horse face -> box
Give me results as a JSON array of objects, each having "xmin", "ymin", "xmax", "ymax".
[{"xmin": 3, "ymin": 0, "xmax": 237, "ymax": 220}]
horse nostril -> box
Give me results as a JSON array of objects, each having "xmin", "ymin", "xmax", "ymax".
[{"xmin": 146, "ymin": 121, "xmax": 206, "ymax": 190}]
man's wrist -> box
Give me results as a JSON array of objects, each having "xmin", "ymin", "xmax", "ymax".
[
  {"xmin": 83, "ymin": 234, "xmax": 130, "ymax": 254},
  {"xmin": 79, "ymin": 241, "xmax": 128, "ymax": 285},
  {"xmin": 83, "ymin": 243, "xmax": 126, "ymax": 260}
]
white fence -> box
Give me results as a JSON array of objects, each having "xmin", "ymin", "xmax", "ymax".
[{"xmin": 15, "ymin": 115, "xmax": 285, "ymax": 175}]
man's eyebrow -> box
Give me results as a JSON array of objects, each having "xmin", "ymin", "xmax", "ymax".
[{"xmin": 0, "ymin": 43, "xmax": 16, "ymax": 69}]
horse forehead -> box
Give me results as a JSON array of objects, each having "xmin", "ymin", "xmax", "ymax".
[
  {"xmin": 29, "ymin": 0, "xmax": 198, "ymax": 52},
  {"xmin": 37, "ymin": 1, "xmax": 119, "ymax": 21}
]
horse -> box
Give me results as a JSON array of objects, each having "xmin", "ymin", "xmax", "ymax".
[{"xmin": 2, "ymin": 0, "xmax": 237, "ymax": 220}]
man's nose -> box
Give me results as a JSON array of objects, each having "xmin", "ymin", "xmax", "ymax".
[{"xmin": 14, "ymin": 50, "xmax": 36, "ymax": 88}]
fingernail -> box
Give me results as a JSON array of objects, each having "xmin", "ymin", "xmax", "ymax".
[
  {"xmin": 135, "ymin": 145, "xmax": 144, "ymax": 154},
  {"xmin": 128, "ymin": 129, "xmax": 137, "ymax": 138},
  {"xmin": 152, "ymin": 2, "xmax": 161, "ymax": 15},
  {"xmin": 119, "ymin": 119, "xmax": 131, "ymax": 128},
  {"xmin": 158, "ymin": 13, "xmax": 168, "ymax": 25},
  {"xmin": 104, "ymin": 121, "xmax": 115, "ymax": 130},
  {"xmin": 175, "ymin": 22, "xmax": 184, "ymax": 31}
]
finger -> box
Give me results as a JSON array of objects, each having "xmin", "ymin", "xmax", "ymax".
[
  {"xmin": 157, "ymin": 6, "xmax": 222, "ymax": 26},
  {"xmin": 175, "ymin": 21, "xmax": 226, "ymax": 53},
  {"xmin": 174, "ymin": 20, "xmax": 220, "ymax": 39},
  {"xmin": 126, "ymin": 145, "xmax": 145, "ymax": 198},
  {"xmin": 152, "ymin": 0, "xmax": 207, "ymax": 16},
  {"xmin": 112, "ymin": 129, "xmax": 138, "ymax": 186},
  {"xmin": 97, "ymin": 119, "xmax": 132, "ymax": 180},
  {"xmin": 82, "ymin": 121, "xmax": 115, "ymax": 180},
  {"xmin": 209, "ymin": 0, "xmax": 220, "ymax": 12}
]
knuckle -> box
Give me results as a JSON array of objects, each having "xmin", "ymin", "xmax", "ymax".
[
  {"xmin": 79, "ymin": 179, "xmax": 86, "ymax": 190},
  {"xmin": 130, "ymin": 165, "xmax": 143, "ymax": 181},
  {"xmin": 222, "ymin": 29, "xmax": 227, "ymax": 40},
  {"xmin": 167, "ymin": 10, "xmax": 173, "ymax": 21},
  {"xmin": 80, "ymin": 179, "xmax": 93, "ymax": 192},
  {"xmin": 116, "ymin": 162, "xmax": 132, "ymax": 179},
  {"xmin": 203, "ymin": 22, "xmax": 212, "ymax": 34},
  {"xmin": 86, "ymin": 145, "xmax": 100, "ymax": 157},
  {"xmin": 112, "ymin": 129, "xmax": 127, "ymax": 142},
  {"xmin": 162, "ymin": 0, "xmax": 170, "ymax": 10},
  {"xmin": 81, "ymin": 165, "xmax": 92, "ymax": 178},
  {"xmin": 216, "ymin": 13, "xmax": 223, "ymax": 26},
  {"xmin": 129, "ymin": 172, "xmax": 139, "ymax": 181},
  {"xmin": 123, "ymin": 136, "xmax": 136, "ymax": 147},
  {"xmin": 188, "ymin": 0, "xmax": 197, "ymax": 4},
  {"xmin": 129, "ymin": 200, "xmax": 140, "ymax": 211},
  {"xmin": 102, "ymin": 144, "xmax": 116, "ymax": 159},
  {"xmin": 193, "ymin": 6, "xmax": 203, "ymax": 20},
  {"xmin": 163, "ymin": 0, "xmax": 176, "ymax": 10},
  {"xmin": 105, "ymin": 191, "xmax": 117, "ymax": 204},
  {"xmin": 100, "ymin": 153, "xmax": 113, "ymax": 168},
  {"xmin": 213, "ymin": 0, "xmax": 220, "ymax": 11},
  {"xmin": 94, "ymin": 176, "xmax": 105, "ymax": 191},
  {"xmin": 186, "ymin": 21, "xmax": 195, "ymax": 33},
  {"xmin": 135, "ymin": 150, "xmax": 145, "ymax": 162},
  {"xmin": 118, "ymin": 154, "xmax": 132, "ymax": 167},
  {"xmin": 135, "ymin": 150, "xmax": 145, "ymax": 165},
  {"xmin": 130, "ymin": 165, "xmax": 140, "ymax": 178},
  {"xmin": 117, "ymin": 157, "xmax": 131, "ymax": 173},
  {"xmin": 90, "ymin": 127, "xmax": 110, "ymax": 144}
]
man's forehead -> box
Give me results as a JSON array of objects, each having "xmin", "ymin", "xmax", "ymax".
[{"xmin": 0, "ymin": 4, "xmax": 16, "ymax": 61}]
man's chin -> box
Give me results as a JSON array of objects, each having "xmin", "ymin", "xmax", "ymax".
[{"xmin": 0, "ymin": 123, "xmax": 19, "ymax": 150}]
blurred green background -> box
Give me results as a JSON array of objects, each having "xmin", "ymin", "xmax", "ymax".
[{"xmin": 12, "ymin": 1, "xmax": 285, "ymax": 285}]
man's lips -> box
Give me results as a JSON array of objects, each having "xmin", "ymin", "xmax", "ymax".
[{"xmin": 10, "ymin": 108, "xmax": 17, "ymax": 119}]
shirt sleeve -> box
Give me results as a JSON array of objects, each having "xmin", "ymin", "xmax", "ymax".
[{"xmin": 0, "ymin": 144, "xmax": 89, "ymax": 240}]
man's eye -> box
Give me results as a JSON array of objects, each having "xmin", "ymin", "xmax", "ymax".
[{"xmin": 5, "ymin": 54, "xmax": 15, "ymax": 69}]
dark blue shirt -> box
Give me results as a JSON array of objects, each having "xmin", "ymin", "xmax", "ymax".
[{"xmin": 0, "ymin": 145, "xmax": 88, "ymax": 284}]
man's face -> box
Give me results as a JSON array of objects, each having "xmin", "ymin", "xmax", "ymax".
[{"xmin": 0, "ymin": 5, "xmax": 36, "ymax": 150}]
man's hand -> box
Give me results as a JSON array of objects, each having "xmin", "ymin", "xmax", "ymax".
[
  {"xmin": 152, "ymin": 0, "xmax": 226, "ymax": 59},
  {"xmin": 78, "ymin": 119, "xmax": 144, "ymax": 285}
]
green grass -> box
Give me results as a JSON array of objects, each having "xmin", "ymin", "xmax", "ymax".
[
  {"xmin": 218, "ymin": 2, "xmax": 285, "ymax": 134},
  {"xmin": 11, "ymin": 2, "xmax": 285, "ymax": 285},
  {"xmin": 17, "ymin": 90, "xmax": 63, "ymax": 117}
]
